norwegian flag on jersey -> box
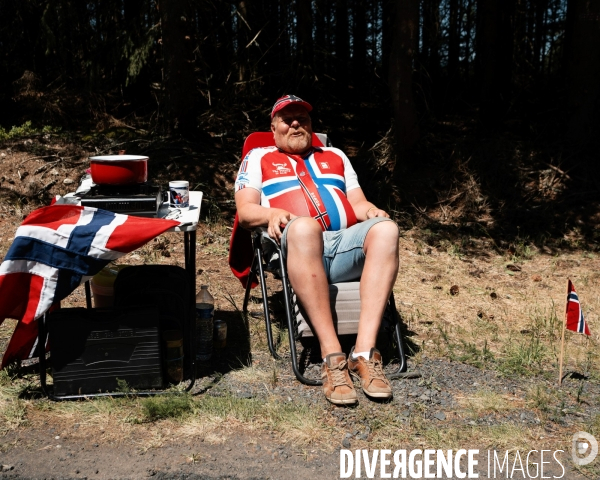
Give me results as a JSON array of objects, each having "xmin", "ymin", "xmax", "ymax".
[
  {"xmin": 0, "ymin": 204, "xmax": 179, "ymax": 368},
  {"xmin": 565, "ymin": 279, "xmax": 591, "ymax": 335},
  {"xmin": 260, "ymin": 149, "xmax": 357, "ymax": 231}
]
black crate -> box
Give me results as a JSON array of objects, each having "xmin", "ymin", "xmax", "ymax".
[
  {"xmin": 113, "ymin": 265, "xmax": 193, "ymax": 376},
  {"xmin": 47, "ymin": 306, "xmax": 163, "ymax": 396}
]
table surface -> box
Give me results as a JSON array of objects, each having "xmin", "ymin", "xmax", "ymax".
[
  {"xmin": 160, "ymin": 191, "xmax": 203, "ymax": 232},
  {"xmin": 60, "ymin": 178, "xmax": 203, "ymax": 232}
]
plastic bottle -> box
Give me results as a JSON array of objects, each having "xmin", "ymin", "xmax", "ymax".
[{"xmin": 195, "ymin": 285, "xmax": 214, "ymax": 363}]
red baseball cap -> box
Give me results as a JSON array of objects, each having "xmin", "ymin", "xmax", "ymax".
[{"xmin": 271, "ymin": 95, "xmax": 313, "ymax": 118}]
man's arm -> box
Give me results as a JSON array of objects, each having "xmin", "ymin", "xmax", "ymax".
[
  {"xmin": 347, "ymin": 188, "xmax": 390, "ymax": 221},
  {"xmin": 235, "ymin": 188, "xmax": 296, "ymax": 242}
]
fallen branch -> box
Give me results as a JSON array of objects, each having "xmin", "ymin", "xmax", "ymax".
[
  {"xmin": 546, "ymin": 162, "xmax": 572, "ymax": 180},
  {"xmin": 37, "ymin": 179, "xmax": 57, "ymax": 194}
]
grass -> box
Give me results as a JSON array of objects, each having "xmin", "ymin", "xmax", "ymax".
[
  {"xmin": 525, "ymin": 384, "xmax": 556, "ymax": 413},
  {"xmin": 140, "ymin": 394, "xmax": 195, "ymax": 421},
  {"xmin": 507, "ymin": 237, "xmax": 537, "ymax": 263},
  {"xmin": 458, "ymin": 390, "xmax": 520, "ymax": 419},
  {"xmin": 421, "ymin": 423, "xmax": 538, "ymax": 451},
  {"xmin": 227, "ymin": 364, "xmax": 279, "ymax": 387},
  {"xmin": 0, "ymin": 216, "xmax": 599, "ymax": 463},
  {"xmin": 360, "ymin": 399, "xmax": 544, "ymax": 453},
  {"xmin": 425, "ymin": 297, "xmax": 590, "ymax": 379},
  {"xmin": 431, "ymin": 324, "xmax": 495, "ymax": 369},
  {"xmin": 144, "ymin": 393, "xmax": 327, "ymax": 446},
  {"xmin": 0, "ymin": 371, "xmax": 29, "ymax": 434},
  {"xmin": 497, "ymin": 334, "xmax": 550, "ymax": 377},
  {"xmin": 9, "ymin": 388, "xmax": 327, "ymax": 447}
]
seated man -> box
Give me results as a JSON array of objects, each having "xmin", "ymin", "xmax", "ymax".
[{"xmin": 234, "ymin": 95, "xmax": 400, "ymax": 405}]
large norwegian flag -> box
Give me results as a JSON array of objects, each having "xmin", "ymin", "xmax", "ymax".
[
  {"xmin": 565, "ymin": 279, "xmax": 591, "ymax": 335},
  {"xmin": 0, "ymin": 204, "xmax": 179, "ymax": 367}
]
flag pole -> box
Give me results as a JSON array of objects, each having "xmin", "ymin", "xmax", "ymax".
[{"xmin": 558, "ymin": 279, "xmax": 569, "ymax": 386}]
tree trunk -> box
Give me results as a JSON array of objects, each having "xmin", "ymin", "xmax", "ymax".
[
  {"xmin": 352, "ymin": 0, "xmax": 367, "ymax": 88},
  {"xmin": 123, "ymin": 0, "xmax": 145, "ymax": 88},
  {"xmin": 462, "ymin": 0, "xmax": 473, "ymax": 80},
  {"xmin": 421, "ymin": 0, "xmax": 441, "ymax": 76},
  {"xmin": 447, "ymin": 0, "xmax": 460, "ymax": 80},
  {"xmin": 476, "ymin": 0, "xmax": 515, "ymax": 126},
  {"xmin": 512, "ymin": 0, "xmax": 528, "ymax": 79},
  {"xmin": 565, "ymin": 0, "xmax": 600, "ymax": 142},
  {"xmin": 315, "ymin": 0, "xmax": 333, "ymax": 76},
  {"xmin": 275, "ymin": 2, "xmax": 292, "ymax": 76},
  {"xmin": 236, "ymin": 1, "xmax": 251, "ymax": 83},
  {"xmin": 388, "ymin": 0, "xmax": 420, "ymax": 154},
  {"xmin": 533, "ymin": 0, "xmax": 547, "ymax": 73},
  {"xmin": 158, "ymin": 0, "xmax": 198, "ymax": 135},
  {"xmin": 296, "ymin": 0, "xmax": 315, "ymax": 84},
  {"xmin": 335, "ymin": 0, "xmax": 349, "ymax": 81},
  {"xmin": 21, "ymin": 1, "xmax": 46, "ymax": 74},
  {"xmin": 381, "ymin": 0, "xmax": 394, "ymax": 80},
  {"xmin": 257, "ymin": 0, "xmax": 280, "ymax": 90}
]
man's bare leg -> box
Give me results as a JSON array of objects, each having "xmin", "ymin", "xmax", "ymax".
[
  {"xmin": 354, "ymin": 220, "xmax": 400, "ymax": 352},
  {"xmin": 285, "ymin": 217, "xmax": 342, "ymax": 357}
]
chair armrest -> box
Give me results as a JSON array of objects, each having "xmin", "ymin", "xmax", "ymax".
[
  {"xmin": 252, "ymin": 227, "xmax": 282, "ymax": 276},
  {"xmin": 253, "ymin": 227, "xmax": 279, "ymax": 249}
]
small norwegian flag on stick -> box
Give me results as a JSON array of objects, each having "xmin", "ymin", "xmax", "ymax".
[
  {"xmin": 565, "ymin": 280, "xmax": 591, "ymax": 335},
  {"xmin": 558, "ymin": 279, "xmax": 592, "ymax": 385}
]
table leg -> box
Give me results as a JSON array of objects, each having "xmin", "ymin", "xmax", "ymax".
[
  {"xmin": 84, "ymin": 281, "xmax": 92, "ymax": 309},
  {"xmin": 185, "ymin": 231, "xmax": 197, "ymax": 300},
  {"xmin": 184, "ymin": 231, "xmax": 197, "ymax": 386},
  {"xmin": 38, "ymin": 313, "xmax": 51, "ymax": 397}
]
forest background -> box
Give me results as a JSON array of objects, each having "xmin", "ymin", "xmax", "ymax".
[{"xmin": 1, "ymin": 0, "xmax": 599, "ymax": 244}]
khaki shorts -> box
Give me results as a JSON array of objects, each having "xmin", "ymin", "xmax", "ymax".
[{"xmin": 281, "ymin": 217, "xmax": 397, "ymax": 283}]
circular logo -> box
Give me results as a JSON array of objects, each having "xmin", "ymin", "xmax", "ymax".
[{"xmin": 572, "ymin": 431, "xmax": 598, "ymax": 466}]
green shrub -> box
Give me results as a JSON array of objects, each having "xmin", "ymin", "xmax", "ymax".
[
  {"xmin": 0, "ymin": 121, "xmax": 61, "ymax": 142},
  {"xmin": 141, "ymin": 394, "xmax": 195, "ymax": 421}
]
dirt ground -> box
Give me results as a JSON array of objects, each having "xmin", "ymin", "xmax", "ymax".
[
  {"xmin": 0, "ymin": 427, "xmax": 342, "ymax": 479},
  {"xmin": 0, "ymin": 134, "xmax": 599, "ymax": 479}
]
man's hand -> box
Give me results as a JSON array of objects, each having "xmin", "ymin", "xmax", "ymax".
[
  {"xmin": 235, "ymin": 188, "xmax": 296, "ymax": 243},
  {"xmin": 347, "ymin": 188, "xmax": 390, "ymax": 222},
  {"xmin": 366, "ymin": 207, "xmax": 390, "ymax": 219},
  {"xmin": 267, "ymin": 208, "xmax": 296, "ymax": 242}
]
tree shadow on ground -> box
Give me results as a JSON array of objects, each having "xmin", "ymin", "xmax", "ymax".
[
  {"xmin": 8, "ymin": 306, "xmax": 252, "ymax": 400},
  {"xmin": 206, "ymin": 308, "xmax": 252, "ymax": 378}
]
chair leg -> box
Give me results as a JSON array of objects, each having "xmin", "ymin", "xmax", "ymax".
[
  {"xmin": 278, "ymin": 253, "xmax": 322, "ymax": 386},
  {"xmin": 255, "ymin": 247, "xmax": 281, "ymax": 360},
  {"xmin": 242, "ymin": 253, "xmax": 257, "ymax": 315},
  {"xmin": 242, "ymin": 243, "xmax": 281, "ymax": 359},
  {"xmin": 387, "ymin": 293, "xmax": 421, "ymax": 380}
]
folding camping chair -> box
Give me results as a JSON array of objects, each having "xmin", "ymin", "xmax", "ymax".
[{"xmin": 230, "ymin": 132, "xmax": 415, "ymax": 386}]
